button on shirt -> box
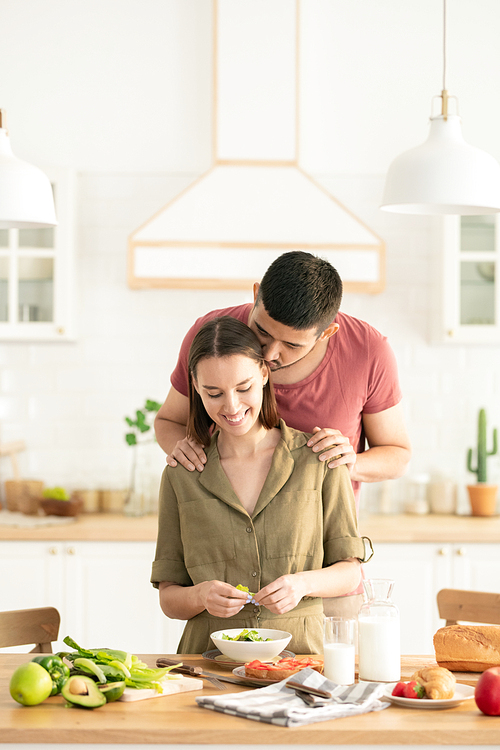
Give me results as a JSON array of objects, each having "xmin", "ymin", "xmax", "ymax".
[{"xmin": 151, "ymin": 420, "xmax": 365, "ymax": 654}]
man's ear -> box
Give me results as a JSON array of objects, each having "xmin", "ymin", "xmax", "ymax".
[
  {"xmin": 252, "ymin": 282, "xmax": 260, "ymax": 303},
  {"xmin": 319, "ymin": 321, "xmax": 339, "ymax": 341}
]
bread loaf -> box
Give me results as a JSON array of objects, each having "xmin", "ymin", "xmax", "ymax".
[{"xmin": 434, "ymin": 624, "xmax": 500, "ymax": 671}]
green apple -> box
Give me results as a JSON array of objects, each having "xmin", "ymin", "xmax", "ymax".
[{"xmin": 10, "ymin": 662, "xmax": 53, "ymax": 706}]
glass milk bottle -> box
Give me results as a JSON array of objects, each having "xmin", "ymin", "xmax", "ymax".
[{"xmin": 358, "ymin": 578, "xmax": 401, "ymax": 682}]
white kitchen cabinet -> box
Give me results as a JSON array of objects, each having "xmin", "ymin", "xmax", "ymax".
[
  {"xmin": 0, "ymin": 541, "xmax": 185, "ymax": 655},
  {"xmin": 0, "ymin": 168, "xmax": 75, "ymax": 341},
  {"xmin": 0, "ymin": 540, "xmax": 65, "ymax": 615},
  {"xmin": 367, "ymin": 542, "xmax": 500, "ymax": 655},
  {"xmin": 437, "ymin": 214, "xmax": 500, "ymax": 343},
  {"xmin": 452, "ymin": 542, "xmax": 500, "ymax": 591}
]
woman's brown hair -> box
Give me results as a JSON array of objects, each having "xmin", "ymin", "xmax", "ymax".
[{"xmin": 187, "ymin": 316, "xmax": 279, "ymax": 447}]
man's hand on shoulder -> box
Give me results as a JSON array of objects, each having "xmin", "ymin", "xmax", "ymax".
[
  {"xmin": 166, "ymin": 436, "xmax": 207, "ymax": 472},
  {"xmin": 307, "ymin": 426, "xmax": 356, "ymax": 473}
]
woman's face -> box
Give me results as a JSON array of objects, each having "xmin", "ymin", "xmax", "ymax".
[{"xmin": 193, "ymin": 354, "xmax": 267, "ymax": 438}]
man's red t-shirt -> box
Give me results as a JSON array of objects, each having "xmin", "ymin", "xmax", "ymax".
[{"xmin": 170, "ymin": 302, "xmax": 402, "ymax": 503}]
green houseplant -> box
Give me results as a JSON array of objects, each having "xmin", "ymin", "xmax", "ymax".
[
  {"xmin": 124, "ymin": 399, "xmax": 162, "ymax": 516},
  {"xmin": 466, "ymin": 408, "xmax": 498, "ymax": 516},
  {"xmin": 125, "ymin": 399, "xmax": 162, "ymax": 446}
]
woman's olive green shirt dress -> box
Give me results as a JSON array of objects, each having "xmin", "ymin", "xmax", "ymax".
[{"xmin": 151, "ymin": 420, "xmax": 366, "ymax": 655}]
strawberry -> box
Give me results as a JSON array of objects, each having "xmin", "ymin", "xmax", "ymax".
[
  {"xmin": 403, "ymin": 680, "xmax": 425, "ymax": 699},
  {"xmin": 391, "ymin": 682, "xmax": 407, "ymax": 697}
]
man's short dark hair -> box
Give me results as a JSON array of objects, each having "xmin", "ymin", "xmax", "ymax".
[{"xmin": 256, "ymin": 251, "xmax": 343, "ymax": 333}]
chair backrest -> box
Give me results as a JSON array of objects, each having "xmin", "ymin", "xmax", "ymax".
[
  {"xmin": 0, "ymin": 607, "xmax": 60, "ymax": 652},
  {"xmin": 437, "ymin": 589, "xmax": 500, "ymax": 626}
]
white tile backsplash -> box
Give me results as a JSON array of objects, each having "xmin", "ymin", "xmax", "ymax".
[{"xmin": 0, "ymin": 171, "xmax": 498, "ymax": 510}]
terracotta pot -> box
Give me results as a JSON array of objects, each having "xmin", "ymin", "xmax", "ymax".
[{"xmin": 466, "ymin": 484, "xmax": 498, "ymax": 516}]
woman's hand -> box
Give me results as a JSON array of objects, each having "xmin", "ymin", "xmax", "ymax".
[
  {"xmin": 197, "ymin": 580, "xmax": 248, "ymax": 618},
  {"xmin": 253, "ymin": 574, "xmax": 307, "ymax": 615}
]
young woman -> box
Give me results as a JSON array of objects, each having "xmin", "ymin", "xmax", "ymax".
[{"xmin": 151, "ymin": 317, "xmax": 367, "ymax": 654}]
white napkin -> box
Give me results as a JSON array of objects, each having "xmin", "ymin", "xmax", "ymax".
[{"xmin": 196, "ymin": 667, "xmax": 390, "ymax": 727}]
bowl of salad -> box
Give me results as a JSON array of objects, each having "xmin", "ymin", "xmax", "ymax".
[{"xmin": 210, "ymin": 628, "xmax": 292, "ymax": 662}]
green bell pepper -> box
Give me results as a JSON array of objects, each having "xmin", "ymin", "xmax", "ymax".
[{"xmin": 32, "ymin": 654, "xmax": 70, "ymax": 695}]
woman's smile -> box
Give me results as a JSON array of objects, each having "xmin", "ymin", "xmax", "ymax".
[
  {"xmin": 193, "ymin": 354, "xmax": 267, "ymax": 439},
  {"xmin": 221, "ymin": 409, "xmax": 249, "ymax": 425}
]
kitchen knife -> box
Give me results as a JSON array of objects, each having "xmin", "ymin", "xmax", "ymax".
[{"xmin": 156, "ymin": 657, "xmax": 245, "ymax": 685}]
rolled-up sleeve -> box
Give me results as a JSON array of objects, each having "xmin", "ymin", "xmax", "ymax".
[
  {"xmin": 151, "ymin": 467, "xmax": 192, "ymax": 588},
  {"xmin": 322, "ymin": 464, "xmax": 366, "ymax": 564}
]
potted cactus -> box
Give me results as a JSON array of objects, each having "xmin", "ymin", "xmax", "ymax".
[{"xmin": 466, "ymin": 408, "xmax": 498, "ymax": 516}]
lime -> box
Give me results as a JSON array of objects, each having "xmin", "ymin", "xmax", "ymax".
[{"xmin": 10, "ymin": 662, "xmax": 53, "ymax": 706}]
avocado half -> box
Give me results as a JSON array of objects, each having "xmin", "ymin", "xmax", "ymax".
[
  {"xmin": 98, "ymin": 681, "xmax": 126, "ymax": 702},
  {"xmin": 61, "ymin": 676, "xmax": 107, "ymax": 709}
]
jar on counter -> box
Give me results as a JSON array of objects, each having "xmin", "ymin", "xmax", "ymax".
[
  {"xmin": 358, "ymin": 578, "xmax": 401, "ymax": 683},
  {"xmin": 404, "ymin": 474, "xmax": 430, "ymax": 514},
  {"xmin": 71, "ymin": 488, "xmax": 100, "ymax": 513},
  {"xmin": 100, "ymin": 489, "xmax": 127, "ymax": 513},
  {"xmin": 378, "ymin": 480, "xmax": 393, "ymax": 514},
  {"xmin": 428, "ymin": 476, "xmax": 457, "ymax": 514}
]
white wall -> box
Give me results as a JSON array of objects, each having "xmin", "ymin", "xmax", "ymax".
[{"xmin": 0, "ymin": 0, "xmax": 500, "ymax": 513}]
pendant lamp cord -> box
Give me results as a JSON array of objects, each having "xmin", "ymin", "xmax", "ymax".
[
  {"xmin": 441, "ymin": 0, "xmax": 449, "ymax": 118},
  {"xmin": 442, "ymin": 0, "xmax": 447, "ymax": 91}
]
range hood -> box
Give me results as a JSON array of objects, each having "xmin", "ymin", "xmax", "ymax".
[{"xmin": 128, "ymin": 0, "xmax": 385, "ymax": 293}]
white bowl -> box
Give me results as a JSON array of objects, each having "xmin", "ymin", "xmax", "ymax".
[{"xmin": 210, "ymin": 628, "xmax": 292, "ymax": 662}]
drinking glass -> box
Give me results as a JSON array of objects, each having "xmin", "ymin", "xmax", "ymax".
[{"xmin": 323, "ymin": 617, "xmax": 355, "ymax": 685}]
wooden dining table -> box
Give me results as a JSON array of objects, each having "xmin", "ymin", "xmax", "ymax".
[{"xmin": 0, "ymin": 653, "xmax": 499, "ymax": 747}]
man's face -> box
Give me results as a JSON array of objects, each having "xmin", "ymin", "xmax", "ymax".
[{"xmin": 248, "ymin": 301, "xmax": 323, "ymax": 372}]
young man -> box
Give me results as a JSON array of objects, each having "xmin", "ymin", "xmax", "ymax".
[{"xmin": 154, "ymin": 251, "xmax": 411, "ymax": 615}]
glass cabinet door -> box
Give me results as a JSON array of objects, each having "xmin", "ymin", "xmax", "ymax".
[
  {"xmin": 459, "ymin": 216, "xmax": 496, "ymax": 327},
  {"xmin": 0, "ymin": 229, "xmax": 9, "ymax": 323},
  {"xmin": 440, "ymin": 214, "xmax": 500, "ymax": 343},
  {"xmin": 18, "ymin": 256, "xmax": 54, "ymax": 323},
  {"xmin": 0, "ymin": 169, "xmax": 74, "ymax": 341}
]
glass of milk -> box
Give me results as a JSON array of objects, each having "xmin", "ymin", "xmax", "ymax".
[
  {"xmin": 358, "ymin": 578, "xmax": 400, "ymax": 683},
  {"xmin": 323, "ymin": 617, "xmax": 356, "ymax": 685}
]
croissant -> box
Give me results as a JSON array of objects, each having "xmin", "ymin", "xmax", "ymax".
[{"xmin": 410, "ymin": 665, "xmax": 456, "ymax": 700}]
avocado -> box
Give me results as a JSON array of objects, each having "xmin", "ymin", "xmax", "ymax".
[
  {"xmin": 61, "ymin": 676, "xmax": 106, "ymax": 709},
  {"xmin": 98, "ymin": 681, "xmax": 126, "ymax": 702}
]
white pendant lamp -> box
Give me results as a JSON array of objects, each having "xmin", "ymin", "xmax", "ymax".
[
  {"xmin": 380, "ymin": 0, "xmax": 500, "ymax": 215},
  {"xmin": 0, "ymin": 110, "xmax": 57, "ymax": 228}
]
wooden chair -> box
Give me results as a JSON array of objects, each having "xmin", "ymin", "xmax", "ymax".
[
  {"xmin": 437, "ymin": 589, "xmax": 500, "ymax": 626},
  {"xmin": 0, "ymin": 606, "xmax": 60, "ymax": 652}
]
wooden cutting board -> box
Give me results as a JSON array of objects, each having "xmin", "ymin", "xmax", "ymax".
[{"xmin": 119, "ymin": 676, "xmax": 204, "ymax": 701}]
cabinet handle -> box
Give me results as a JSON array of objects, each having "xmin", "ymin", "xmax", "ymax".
[
  {"xmin": 438, "ymin": 547, "xmax": 448, "ymax": 556},
  {"xmin": 48, "ymin": 546, "xmax": 58, "ymax": 555},
  {"xmin": 456, "ymin": 547, "xmax": 466, "ymax": 556},
  {"xmin": 66, "ymin": 547, "xmax": 76, "ymax": 555}
]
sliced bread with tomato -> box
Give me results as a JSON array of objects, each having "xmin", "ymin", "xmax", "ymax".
[{"xmin": 245, "ymin": 656, "xmax": 323, "ymax": 680}]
